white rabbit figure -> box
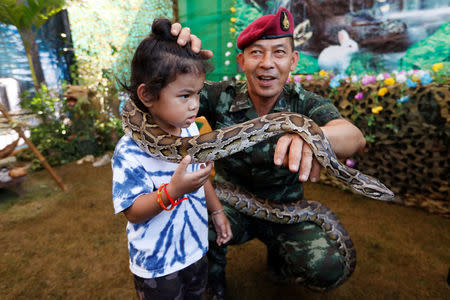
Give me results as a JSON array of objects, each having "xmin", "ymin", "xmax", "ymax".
[{"xmin": 318, "ymin": 30, "xmax": 359, "ymax": 75}]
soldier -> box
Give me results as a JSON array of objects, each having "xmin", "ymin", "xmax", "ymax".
[{"xmin": 171, "ymin": 7, "xmax": 366, "ymax": 299}]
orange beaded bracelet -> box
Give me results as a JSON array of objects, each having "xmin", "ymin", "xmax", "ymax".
[
  {"xmin": 156, "ymin": 183, "xmax": 188, "ymax": 211},
  {"xmin": 157, "ymin": 184, "xmax": 173, "ymax": 211}
]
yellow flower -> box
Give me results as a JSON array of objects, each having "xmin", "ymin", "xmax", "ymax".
[
  {"xmin": 384, "ymin": 78, "xmax": 395, "ymax": 85},
  {"xmin": 377, "ymin": 87, "xmax": 388, "ymax": 97},
  {"xmin": 319, "ymin": 70, "xmax": 328, "ymax": 76},
  {"xmin": 412, "ymin": 74, "xmax": 421, "ymax": 81},
  {"xmin": 371, "ymin": 106, "xmax": 383, "ymax": 114},
  {"xmin": 230, "ymin": 7, "xmax": 236, "ymax": 12},
  {"xmin": 229, "ymin": 27, "xmax": 236, "ymax": 33},
  {"xmin": 432, "ymin": 62, "xmax": 443, "ymax": 72},
  {"xmin": 230, "ymin": 17, "xmax": 237, "ymax": 23}
]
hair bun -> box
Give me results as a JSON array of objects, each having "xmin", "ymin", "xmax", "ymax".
[{"xmin": 151, "ymin": 18, "xmax": 176, "ymax": 41}]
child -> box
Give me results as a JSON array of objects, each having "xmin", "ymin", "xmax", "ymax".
[{"xmin": 112, "ymin": 18, "xmax": 232, "ymax": 299}]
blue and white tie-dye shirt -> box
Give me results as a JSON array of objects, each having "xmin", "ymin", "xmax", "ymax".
[{"xmin": 112, "ymin": 123, "xmax": 208, "ymax": 278}]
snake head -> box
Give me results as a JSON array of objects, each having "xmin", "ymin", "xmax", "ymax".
[{"xmin": 355, "ymin": 173, "xmax": 395, "ymax": 201}]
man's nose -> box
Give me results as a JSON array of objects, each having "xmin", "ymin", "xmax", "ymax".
[{"xmin": 260, "ymin": 52, "xmax": 275, "ymax": 68}]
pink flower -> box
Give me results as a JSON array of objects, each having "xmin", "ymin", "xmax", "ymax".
[
  {"xmin": 361, "ymin": 75, "xmax": 375, "ymax": 85},
  {"xmin": 383, "ymin": 73, "xmax": 391, "ymax": 79},
  {"xmin": 293, "ymin": 75, "xmax": 302, "ymax": 82},
  {"xmin": 355, "ymin": 92, "xmax": 364, "ymax": 100},
  {"xmin": 305, "ymin": 74, "xmax": 313, "ymax": 81},
  {"xmin": 346, "ymin": 159, "xmax": 356, "ymax": 167}
]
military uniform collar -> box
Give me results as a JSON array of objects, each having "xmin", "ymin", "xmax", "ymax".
[{"xmin": 229, "ymin": 82, "xmax": 289, "ymax": 113}]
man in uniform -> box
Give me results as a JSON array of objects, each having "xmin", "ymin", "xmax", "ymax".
[{"xmin": 171, "ymin": 7, "xmax": 366, "ymax": 299}]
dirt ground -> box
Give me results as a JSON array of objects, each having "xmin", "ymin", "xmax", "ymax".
[{"xmin": 0, "ymin": 161, "xmax": 449, "ymax": 299}]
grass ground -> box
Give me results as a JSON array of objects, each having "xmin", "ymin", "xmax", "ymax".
[{"xmin": 0, "ymin": 161, "xmax": 449, "ymax": 299}]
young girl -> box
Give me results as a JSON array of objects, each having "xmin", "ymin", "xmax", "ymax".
[{"xmin": 112, "ymin": 18, "xmax": 232, "ymax": 299}]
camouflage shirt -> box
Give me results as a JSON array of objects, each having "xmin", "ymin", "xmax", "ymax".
[{"xmin": 198, "ymin": 80, "xmax": 342, "ymax": 203}]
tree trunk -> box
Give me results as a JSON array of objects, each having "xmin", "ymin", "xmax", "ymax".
[{"xmin": 19, "ymin": 28, "xmax": 46, "ymax": 91}]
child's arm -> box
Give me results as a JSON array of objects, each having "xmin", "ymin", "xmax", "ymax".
[
  {"xmin": 204, "ymin": 180, "xmax": 233, "ymax": 246},
  {"xmin": 123, "ymin": 155, "xmax": 213, "ymax": 223}
]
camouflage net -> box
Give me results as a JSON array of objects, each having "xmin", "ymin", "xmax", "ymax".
[{"xmin": 301, "ymin": 79, "xmax": 449, "ymax": 217}]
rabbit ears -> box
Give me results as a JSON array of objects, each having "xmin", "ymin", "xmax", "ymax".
[{"xmin": 338, "ymin": 30, "xmax": 350, "ymax": 45}]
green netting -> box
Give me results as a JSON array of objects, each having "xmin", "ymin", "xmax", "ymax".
[
  {"xmin": 178, "ymin": 0, "xmax": 236, "ymax": 81},
  {"xmin": 398, "ymin": 22, "xmax": 450, "ymax": 74}
]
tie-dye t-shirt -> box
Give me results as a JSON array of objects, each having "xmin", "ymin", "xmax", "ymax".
[{"xmin": 112, "ymin": 123, "xmax": 208, "ymax": 278}]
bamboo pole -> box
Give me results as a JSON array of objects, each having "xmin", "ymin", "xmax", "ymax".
[{"xmin": 0, "ymin": 104, "xmax": 67, "ymax": 191}]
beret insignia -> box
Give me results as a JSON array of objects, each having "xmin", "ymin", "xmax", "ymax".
[{"xmin": 281, "ymin": 11, "xmax": 290, "ymax": 31}]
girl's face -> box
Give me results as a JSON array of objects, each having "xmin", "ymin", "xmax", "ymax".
[{"xmin": 147, "ymin": 72, "xmax": 205, "ymax": 136}]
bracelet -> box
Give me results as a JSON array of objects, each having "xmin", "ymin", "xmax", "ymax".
[
  {"xmin": 156, "ymin": 183, "xmax": 188, "ymax": 211},
  {"xmin": 157, "ymin": 184, "xmax": 173, "ymax": 211},
  {"xmin": 211, "ymin": 208, "xmax": 224, "ymax": 216},
  {"xmin": 163, "ymin": 184, "xmax": 187, "ymax": 206},
  {"xmin": 157, "ymin": 186, "xmax": 171, "ymax": 211}
]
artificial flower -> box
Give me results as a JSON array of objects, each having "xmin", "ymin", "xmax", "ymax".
[
  {"xmin": 230, "ymin": 17, "xmax": 237, "ymax": 23},
  {"xmin": 354, "ymin": 92, "xmax": 364, "ymax": 100},
  {"xmin": 377, "ymin": 87, "xmax": 388, "ymax": 96},
  {"xmin": 376, "ymin": 73, "xmax": 385, "ymax": 81},
  {"xmin": 230, "ymin": 7, "xmax": 236, "ymax": 12},
  {"xmin": 305, "ymin": 74, "xmax": 313, "ymax": 81},
  {"xmin": 345, "ymin": 159, "xmax": 355, "ymax": 167},
  {"xmin": 397, "ymin": 96, "xmax": 409, "ymax": 103},
  {"xmin": 406, "ymin": 78, "xmax": 417, "ymax": 88},
  {"xmin": 384, "ymin": 78, "xmax": 395, "ymax": 85},
  {"xmin": 420, "ymin": 72, "xmax": 433, "ymax": 85},
  {"xmin": 330, "ymin": 78, "xmax": 340, "ymax": 88},
  {"xmin": 396, "ymin": 73, "xmax": 407, "ymax": 83},
  {"xmin": 432, "ymin": 62, "xmax": 443, "ymax": 72},
  {"xmin": 229, "ymin": 28, "xmax": 236, "ymax": 33},
  {"xmin": 293, "ymin": 75, "xmax": 302, "ymax": 82},
  {"xmin": 319, "ymin": 70, "xmax": 328, "ymax": 76},
  {"xmin": 371, "ymin": 106, "xmax": 383, "ymax": 114},
  {"xmin": 361, "ymin": 75, "xmax": 372, "ymax": 85}
]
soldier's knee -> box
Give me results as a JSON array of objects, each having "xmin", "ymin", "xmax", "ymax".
[{"xmin": 305, "ymin": 255, "xmax": 348, "ymax": 290}]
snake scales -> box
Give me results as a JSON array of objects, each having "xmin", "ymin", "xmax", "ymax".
[{"xmin": 121, "ymin": 99, "xmax": 394, "ymax": 290}]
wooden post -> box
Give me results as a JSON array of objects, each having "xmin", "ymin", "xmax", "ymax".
[{"xmin": 0, "ymin": 104, "xmax": 67, "ymax": 191}]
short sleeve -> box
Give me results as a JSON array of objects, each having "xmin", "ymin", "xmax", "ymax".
[
  {"xmin": 292, "ymin": 82, "xmax": 342, "ymax": 126},
  {"xmin": 112, "ymin": 137, "xmax": 155, "ymax": 214}
]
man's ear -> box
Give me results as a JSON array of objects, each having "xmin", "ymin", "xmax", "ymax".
[
  {"xmin": 236, "ymin": 52, "xmax": 244, "ymax": 70},
  {"xmin": 290, "ymin": 50, "xmax": 299, "ymax": 72},
  {"xmin": 137, "ymin": 83, "xmax": 154, "ymax": 107}
]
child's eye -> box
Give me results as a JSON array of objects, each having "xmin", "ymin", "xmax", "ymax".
[{"xmin": 181, "ymin": 94, "xmax": 190, "ymax": 99}]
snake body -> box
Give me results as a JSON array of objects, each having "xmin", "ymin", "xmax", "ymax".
[{"xmin": 121, "ymin": 99, "xmax": 394, "ymax": 290}]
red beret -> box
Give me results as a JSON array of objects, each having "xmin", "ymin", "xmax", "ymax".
[{"xmin": 237, "ymin": 7, "xmax": 294, "ymax": 50}]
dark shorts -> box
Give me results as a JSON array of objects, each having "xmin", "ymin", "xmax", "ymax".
[{"xmin": 133, "ymin": 255, "xmax": 208, "ymax": 300}]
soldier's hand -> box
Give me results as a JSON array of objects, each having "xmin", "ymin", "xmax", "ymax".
[
  {"xmin": 170, "ymin": 23, "xmax": 213, "ymax": 59},
  {"xmin": 274, "ymin": 134, "xmax": 321, "ymax": 182}
]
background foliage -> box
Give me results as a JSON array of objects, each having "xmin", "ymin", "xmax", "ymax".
[{"xmin": 18, "ymin": 84, "xmax": 122, "ymax": 170}]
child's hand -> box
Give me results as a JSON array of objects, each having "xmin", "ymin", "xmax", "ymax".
[
  {"xmin": 211, "ymin": 211, "xmax": 233, "ymax": 246},
  {"xmin": 169, "ymin": 155, "xmax": 213, "ymax": 198}
]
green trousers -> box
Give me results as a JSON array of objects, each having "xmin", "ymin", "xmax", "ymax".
[{"xmin": 208, "ymin": 202, "xmax": 347, "ymax": 290}]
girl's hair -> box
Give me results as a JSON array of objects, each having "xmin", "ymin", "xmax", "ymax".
[{"xmin": 122, "ymin": 18, "xmax": 212, "ymax": 111}]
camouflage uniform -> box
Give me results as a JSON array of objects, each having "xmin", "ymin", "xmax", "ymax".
[{"xmin": 199, "ymin": 80, "xmax": 347, "ymax": 289}]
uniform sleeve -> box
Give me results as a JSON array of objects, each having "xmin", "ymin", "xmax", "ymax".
[
  {"xmin": 112, "ymin": 143, "xmax": 155, "ymax": 214},
  {"xmin": 294, "ymin": 83, "xmax": 342, "ymax": 126}
]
